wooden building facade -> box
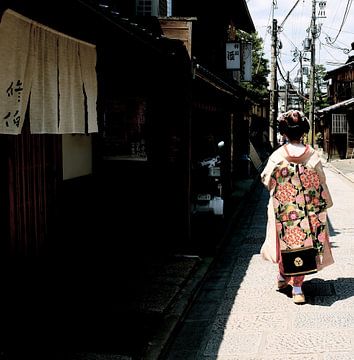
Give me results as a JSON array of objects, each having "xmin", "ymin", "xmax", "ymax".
[
  {"xmin": 0, "ymin": 0, "xmax": 260, "ymax": 260},
  {"xmin": 319, "ymin": 57, "xmax": 354, "ymax": 159},
  {"xmin": 0, "ymin": 0, "xmax": 261, "ymax": 351}
]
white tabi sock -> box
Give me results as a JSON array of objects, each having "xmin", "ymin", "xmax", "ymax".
[{"xmin": 293, "ymin": 286, "xmax": 303, "ymax": 295}]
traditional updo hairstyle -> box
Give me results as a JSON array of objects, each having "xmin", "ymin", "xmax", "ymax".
[{"xmin": 278, "ymin": 110, "xmax": 310, "ymax": 141}]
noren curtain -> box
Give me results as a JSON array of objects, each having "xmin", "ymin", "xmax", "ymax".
[{"xmin": 0, "ymin": 9, "xmax": 98, "ymax": 135}]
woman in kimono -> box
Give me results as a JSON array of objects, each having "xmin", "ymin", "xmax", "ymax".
[{"xmin": 260, "ymin": 110, "xmax": 334, "ymax": 304}]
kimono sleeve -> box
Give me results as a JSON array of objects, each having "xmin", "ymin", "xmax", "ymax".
[
  {"xmin": 306, "ymin": 151, "xmax": 333, "ymax": 209},
  {"xmin": 315, "ymin": 161, "xmax": 333, "ymax": 209},
  {"xmin": 260, "ymin": 155, "xmax": 279, "ymax": 190}
]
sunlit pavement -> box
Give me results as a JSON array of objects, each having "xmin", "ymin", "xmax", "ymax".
[
  {"xmin": 163, "ymin": 161, "xmax": 354, "ymax": 359},
  {"xmin": 327, "ymin": 158, "xmax": 354, "ymax": 183}
]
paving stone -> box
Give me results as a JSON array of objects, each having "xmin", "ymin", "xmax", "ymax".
[
  {"xmin": 302, "ymin": 280, "xmax": 335, "ymax": 296},
  {"xmin": 223, "ymin": 287, "xmax": 281, "ymax": 302},
  {"xmin": 264, "ymin": 330, "xmax": 353, "ymax": 353},
  {"xmin": 186, "ymin": 299, "xmax": 221, "ymax": 321},
  {"xmin": 323, "ymin": 353, "xmax": 354, "ymax": 360},
  {"xmin": 340, "ymin": 265, "xmax": 354, "ymax": 276},
  {"xmin": 335, "ymin": 296, "xmax": 354, "ymax": 309},
  {"xmin": 166, "ymin": 320, "xmax": 210, "ymax": 352},
  {"xmin": 217, "ymin": 289, "xmax": 293, "ymax": 314},
  {"xmin": 132, "ymin": 284, "xmax": 180, "ymax": 314},
  {"xmin": 334, "ymin": 278, "xmax": 354, "ymax": 298},
  {"xmin": 258, "ymin": 356, "xmax": 318, "ymax": 360},
  {"xmin": 294, "ymin": 311, "xmax": 354, "ymax": 329},
  {"xmin": 237, "ymin": 244, "xmax": 262, "ymax": 254},
  {"xmin": 202, "ymin": 273, "xmax": 233, "ymax": 290},
  {"xmin": 211, "ymin": 312, "xmax": 288, "ymax": 331},
  {"xmin": 152, "ymin": 275, "xmax": 187, "ymax": 286},
  {"xmin": 301, "ymin": 295, "xmax": 342, "ymax": 307},
  {"xmin": 242, "ymin": 233, "xmax": 266, "ymax": 242},
  {"xmin": 203, "ymin": 330, "xmax": 262, "ymax": 356},
  {"xmin": 229, "ymin": 272, "xmax": 276, "ymax": 290},
  {"xmin": 161, "ymin": 258, "xmax": 199, "ymax": 278},
  {"xmin": 240, "ymin": 267, "xmax": 276, "ymax": 281},
  {"xmin": 314, "ymin": 268, "xmax": 342, "ymax": 280},
  {"xmin": 164, "ymin": 350, "xmax": 200, "ymax": 360},
  {"xmin": 201, "ymin": 355, "xmax": 319, "ymax": 360},
  {"xmin": 68, "ymin": 354, "xmax": 132, "ymax": 360},
  {"xmin": 201, "ymin": 356, "xmax": 260, "ymax": 360},
  {"xmin": 195, "ymin": 288, "xmax": 228, "ymax": 303}
]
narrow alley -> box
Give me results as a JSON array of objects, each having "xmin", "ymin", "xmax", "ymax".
[{"xmin": 163, "ymin": 162, "xmax": 354, "ymax": 359}]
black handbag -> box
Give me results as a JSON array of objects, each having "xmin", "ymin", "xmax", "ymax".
[
  {"xmin": 280, "ymin": 164, "xmax": 318, "ymax": 276},
  {"xmin": 281, "ymin": 246, "xmax": 318, "ymax": 276}
]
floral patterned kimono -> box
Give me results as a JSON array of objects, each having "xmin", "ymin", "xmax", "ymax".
[{"xmin": 260, "ymin": 145, "xmax": 334, "ymax": 284}]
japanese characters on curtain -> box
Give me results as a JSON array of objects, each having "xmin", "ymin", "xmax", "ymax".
[
  {"xmin": 0, "ymin": 9, "xmax": 98, "ymax": 135},
  {"xmin": 0, "ymin": 9, "xmax": 32, "ymax": 134}
]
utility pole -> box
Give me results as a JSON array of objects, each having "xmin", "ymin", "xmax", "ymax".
[
  {"xmin": 309, "ymin": 0, "xmax": 316, "ymax": 146},
  {"xmin": 269, "ymin": 18, "xmax": 278, "ymax": 148},
  {"xmin": 299, "ymin": 52, "xmax": 304, "ymax": 112},
  {"xmin": 284, "ymin": 71, "xmax": 289, "ymax": 112}
]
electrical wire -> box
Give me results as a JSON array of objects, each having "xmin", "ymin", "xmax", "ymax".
[
  {"xmin": 277, "ymin": 59, "xmax": 308, "ymax": 100},
  {"xmin": 277, "ymin": 52, "xmax": 298, "ymax": 74},
  {"xmin": 275, "ymin": 0, "xmax": 307, "ymax": 79},
  {"xmin": 277, "ymin": 60, "xmax": 308, "ymax": 101},
  {"xmin": 280, "ymin": 30, "xmax": 298, "ymax": 52},
  {"xmin": 322, "ymin": 25, "xmax": 354, "ymax": 36},
  {"xmin": 279, "ymin": 0, "xmax": 301, "ymax": 29},
  {"xmin": 255, "ymin": 0, "xmax": 274, "ymax": 74},
  {"xmin": 322, "ymin": 30, "xmax": 352, "ymax": 53},
  {"xmin": 320, "ymin": 41, "xmax": 346, "ymax": 63},
  {"xmin": 326, "ymin": 0, "xmax": 353, "ymax": 45}
]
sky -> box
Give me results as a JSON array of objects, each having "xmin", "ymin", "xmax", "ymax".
[{"xmin": 247, "ymin": 0, "xmax": 354, "ymax": 86}]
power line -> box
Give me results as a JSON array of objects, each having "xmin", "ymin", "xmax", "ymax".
[
  {"xmin": 322, "ymin": 25, "xmax": 354, "ymax": 35},
  {"xmin": 322, "ymin": 31, "xmax": 352, "ymax": 54},
  {"xmin": 320, "ymin": 40, "xmax": 345, "ymax": 61},
  {"xmin": 255, "ymin": 0, "xmax": 274, "ymax": 74},
  {"xmin": 326, "ymin": 0, "xmax": 353, "ymax": 45},
  {"xmin": 277, "ymin": 52, "xmax": 298, "ymax": 74},
  {"xmin": 279, "ymin": 0, "xmax": 301, "ymax": 29}
]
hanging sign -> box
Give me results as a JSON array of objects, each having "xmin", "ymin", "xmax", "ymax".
[
  {"xmin": 241, "ymin": 42, "xmax": 252, "ymax": 82},
  {"xmin": 226, "ymin": 42, "xmax": 240, "ymax": 69}
]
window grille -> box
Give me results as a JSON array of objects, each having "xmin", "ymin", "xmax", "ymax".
[
  {"xmin": 136, "ymin": 0, "xmax": 158, "ymax": 16},
  {"xmin": 332, "ymin": 113, "xmax": 347, "ymax": 134}
]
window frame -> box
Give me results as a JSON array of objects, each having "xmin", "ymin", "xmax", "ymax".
[{"xmin": 331, "ymin": 113, "xmax": 347, "ymax": 134}]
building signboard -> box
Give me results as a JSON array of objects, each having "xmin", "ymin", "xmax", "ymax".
[{"xmin": 226, "ymin": 42, "xmax": 240, "ymax": 69}]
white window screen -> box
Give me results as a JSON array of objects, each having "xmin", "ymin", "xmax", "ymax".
[{"xmin": 332, "ymin": 113, "xmax": 347, "ymax": 134}]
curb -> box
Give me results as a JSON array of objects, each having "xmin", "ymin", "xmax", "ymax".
[{"xmin": 143, "ymin": 257, "xmax": 213, "ymax": 360}]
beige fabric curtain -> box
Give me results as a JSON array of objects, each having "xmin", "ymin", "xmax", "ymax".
[
  {"xmin": 29, "ymin": 26, "xmax": 59, "ymax": 133},
  {"xmin": 0, "ymin": 9, "xmax": 98, "ymax": 135},
  {"xmin": 79, "ymin": 43, "xmax": 98, "ymax": 133},
  {"xmin": 0, "ymin": 10, "xmax": 33, "ymax": 134},
  {"xmin": 58, "ymin": 36, "xmax": 86, "ymax": 133}
]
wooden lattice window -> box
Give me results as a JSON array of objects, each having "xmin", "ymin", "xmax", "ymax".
[{"xmin": 332, "ymin": 113, "xmax": 347, "ymax": 134}]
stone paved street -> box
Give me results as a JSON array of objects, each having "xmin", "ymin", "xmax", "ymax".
[
  {"xmin": 328, "ymin": 158, "xmax": 354, "ymax": 183},
  {"xmin": 163, "ymin": 162, "xmax": 354, "ymax": 360}
]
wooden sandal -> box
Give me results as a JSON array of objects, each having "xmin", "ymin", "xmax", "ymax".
[{"xmin": 292, "ymin": 292, "xmax": 306, "ymax": 304}]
